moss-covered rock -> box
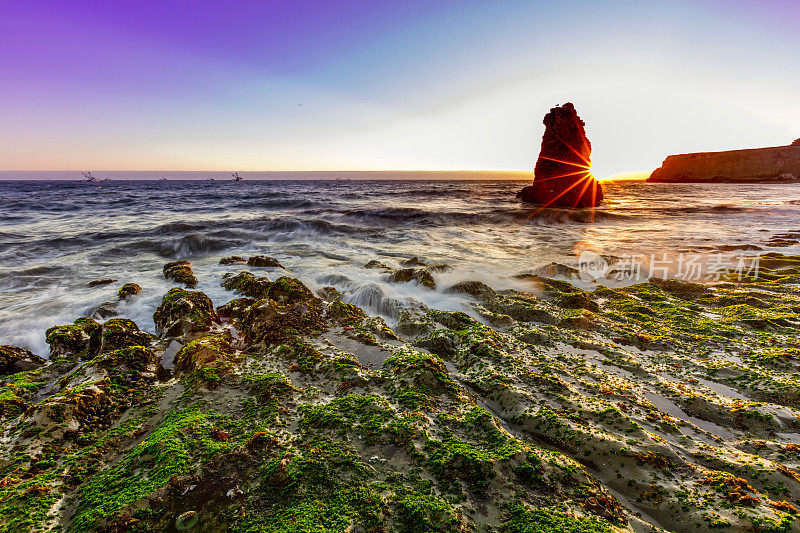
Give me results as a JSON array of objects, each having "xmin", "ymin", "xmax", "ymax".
[
  {"xmin": 389, "ymin": 268, "xmax": 436, "ymax": 290},
  {"xmin": 117, "ymin": 282, "xmax": 142, "ymax": 300},
  {"xmin": 45, "ymin": 317, "xmax": 101, "ymax": 360},
  {"xmin": 221, "ymin": 270, "xmax": 273, "ymax": 300},
  {"xmin": 98, "ymin": 318, "xmax": 154, "ymax": 353},
  {"xmin": 241, "ymin": 298, "xmax": 326, "ymax": 351},
  {"xmin": 217, "ymin": 297, "xmax": 257, "ymax": 320},
  {"xmin": 219, "ymin": 255, "xmax": 247, "ymax": 265},
  {"xmin": 174, "ymin": 334, "xmax": 240, "ymax": 388},
  {"xmin": 163, "ymin": 260, "xmax": 198, "ymax": 287},
  {"xmin": 0, "ymin": 345, "xmax": 45, "ymax": 376},
  {"xmin": 364, "ymin": 259, "xmax": 393, "ymax": 271},
  {"xmin": 446, "ymin": 280, "xmax": 496, "ymax": 302},
  {"xmin": 153, "ymin": 287, "xmax": 218, "ymax": 339},
  {"xmin": 248, "ymin": 255, "xmax": 284, "ymax": 268},
  {"xmin": 88, "ymin": 278, "xmax": 116, "ymax": 287}
]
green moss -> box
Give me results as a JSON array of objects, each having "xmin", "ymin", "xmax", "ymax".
[
  {"xmin": 500, "ymin": 502, "xmax": 615, "ymax": 533},
  {"xmin": 117, "ymin": 283, "xmax": 142, "ymax": 300},
  {"xmin": 163, "ymin": 260, "xmax": 198, "ymax": 287}
]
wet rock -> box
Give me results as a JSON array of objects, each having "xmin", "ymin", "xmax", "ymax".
[
  {"xmin": 401, "ymin": 256, "xmax": 427, "ymax": 267},
  {"xmin": 247, "ymin": 255, "xmax": 284, "ymax": 268},
  {"xmin": 445, "ymin": 281, "xmax": 496, "ymax": 302},
  {"xmin": 219, "ymin": 256, "xmax": 247, "ymax": 265},
  {"xmin": 268, "ymin": 276, "xmax": 316, "ymax": 305},
  {"xmin": 0, "ymin": 345, "xmax": 45, "ymax": 376},
  {"xmin": 517, "ymin": 102, "xmax": 603, "ymax": 208},
  {"xmin": 217, "ymin": 297, "xmax": 257, "ymax": 321},
  {"xmin": 98, "ymin": 318, "xmax": 155, "ymax": 353},
  {"xmin": 326, "ymin": 300, "xmax": 368, "ymax": 326},
  {"xmin": 45, "ymin": 317, "xmax": 101, "ymax": 360},
  {"xmin": 388, "ymin": 268, "xmax": 436, "ymax": 290},
  {"xmin": 364, "ymin": 259, "xmax": 393, "ymax": 272},
  {"xmin": 153, "ymin": 288, "xmax": 218, "ymax": 339},
  {"xmin": 163, "ymin": 260, "xmax": 198, "ymax": 288},
  {"xmin": 317, "ymin": 286, "xmax": 342, "ymax": 302},
  {"xmin": 426, "ymin": 263, "xmax": 453, "ymax": 273},
  {"xmin": 88, "ymin": 279, "xmax": 116, "ymax": 287},
  {"xmin": 221, "ymin": 271, "xmax": 273, "ymax": 300},
  {"xmin": 174, "ymin": 334, "xmax": 239, "ymax": 388},
  {"xmin": 240, "ymin": 297, "xmax": 326, "ymax": 350},
  {"xmin": 555, "ymin": 292, "xmax": 599, "ymax": 312},
  {"xmin": 90, "ymin": 301, "xmax": 118, "ymax": 319},
  {"xmin": 118, "ymin": 283, "xmax": 142, "ymax": 300},
  {"xmin": 533, "ymin": 262, "xmax": 579, "ymax": 279}
]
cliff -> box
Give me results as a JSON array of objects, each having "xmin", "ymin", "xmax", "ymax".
[
  {"xmin": 517, "ymin": 102, "xmax": 603, "ymax": 207},
  {"xmin": 648, "ymin": 142, "xmax": 800, "ymax": 183}
]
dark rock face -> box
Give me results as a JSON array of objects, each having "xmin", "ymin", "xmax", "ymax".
[
  {"xmin": 153, "ymin": 288, "xmax": 218, "ymax": 339},
  {"xmin": 247, "ymin": 255, "xmax": 284, "ymax": 268},
  {"xmin": 648, "ymin": 142, "xmax": 800, "ymax": 183},
  {"xmin": 517, "ymin": 103, "xmax": 603, "ymax": 208},
  {"xmin": 0, "ymin": 346, "xmax": 45, "ymax": 376}
]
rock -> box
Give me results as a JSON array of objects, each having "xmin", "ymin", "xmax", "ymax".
[
  {"xmin": 219, "ymin": 256, "xmax": 247, "ymax": 265},
  {"xmin": 217, "ymin": 297, "xmax": 257, "ymax": 321},
  {"xmin": 163, "ymin": 260, "xmax": 198, "ymax": 288},
  {"xmin": 88, "ymin": 279, "xmax": 117, "ymax": 287},
  {"xmin": 222, "ymin": 271, "xmax": 273, "ymax": 300},
  {"xmin": 317, "ymin": 286, "xmax": 342, "ymax": 302},
  {"xmin": 98, "ymin": 318, "xmax": 154, "ymax": 353},
  {"xmin": 648, "ymin": 142, "xmax": 800, "ymax": 183},
  {"xmin": 240, "ymin": 297, "xmax": 326, "ymax": 350},
  {"xmin": 90, "ymin": 301, "xmax": 118, "ymax": 319},
  {"xmin": 388, "ymin": 268, "xmax": 436, "ymax": 290},
  {"xmin": 153, "ymin": 288, "xmax": 218, "ymax": 339},
  {"xmin": 173, "ymin": 334, "xmax": 239, "ymax": 388},
  {"xmin": 517, "ymin": 102, "xmax": 603, "ymax": 208},
  {"xmin": 792, "ymin": 138, "xmax": 800, "ymax": 146},
  {"xmin": 426, "ymin": 263, "xmax": 452, "ymax": 273},
  {"xmin": 247, "ymin": 255, "xmax": 284, "ymax": 268},
  {"xmin": 364, "ymin": 260, "xmax": 393, "ymax": 272},
  {"xmin": 401, "ymin": 256, "xmax": 427, "ymax": 267},
  {"xmin": 445, "ymin": 281, "xmax": 496, "ymax": 302},
  {"xmin": 533, "ymin": 262, "xmax": 579, "ymax": 279},
  {"xmin": 268, "ymin": 276, "xmax": 316, "ymax": 305},
  {"xmin": 0, "ymin": 345, "xmax": 45, "ymax": 376},
  {"xmin": 45, "ymin": 317, "xmax": 101, "ymax": 359},
  {"xmin": 118, "ymin": 283, "xmax": 142, "ymax": 300}
]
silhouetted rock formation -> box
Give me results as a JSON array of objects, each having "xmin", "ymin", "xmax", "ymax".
[
  {"xmin": 648, "ymin": 142, "xmax": 800, "ymax": 183},
  {"xmin": 517, "ymin": 103, "xmax": 603, "ymax": 208}
]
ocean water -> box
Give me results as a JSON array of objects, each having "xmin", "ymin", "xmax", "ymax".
[{"xmin": 2, "ymin": 177, "xmax": 800, "ymax": 356}]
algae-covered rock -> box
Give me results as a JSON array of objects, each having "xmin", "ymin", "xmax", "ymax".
[
  {"xmin": 45, "ymin": 317, "xmax": 101, "ymax": 359},
  {"xmin": 163, "ymin": 260, "xmax": 198, "ymax": 287},
  {"xmin": 247, "ymin": 255, "xmax": 284, "ymax": 268},
  {"xmin": 219, "ymin": 255, "xmax": 247, "ymax": 265},
  {"xmin": 174, "ymin": 333, "xmax": 240, "ymax": 388},
  {"xmin": 221, "ymin": 270, "xmax": 273, "ymax": 300},
  {"xmin": 153, "ymin": 287, "xmax": 218, "ymax": 339},
  {"xmin": 0, "ymin": 345, "xmax": 45, "ymax": 376},
  {"xmin": 389, "ymin": 268, "xmax": 436, "ymax": 290},
  {"xmin": 446, "ymin": 280, "xmax": 496, "ymax": 302},
  {"xmin": 90, "ymin": 300, "xmax": 117, "ymax": 319},
  {"xmin": 217, "ymin": 297, "xmax": 257, "ymax": 321},
  {"xmin": 88, "ymin": 278, "xmax": 116, "ymax": 287},
  {"xmin": 98, "ymin": 318, "xmax": 155, "ymax": 353},
  {"xmin": 364, "ymin": 259, "xmax": 393, "ymax": 271},
  {"xmin": 117, "ymin": 282, "xmax": 142, "ymax": 299},
  {"xmin": 241, "ymin": 297, "xmax": 326, "ymax": 350},
  {"xmin": 401, "ymin": 256, "xmax": 427, "ymax": 267}
]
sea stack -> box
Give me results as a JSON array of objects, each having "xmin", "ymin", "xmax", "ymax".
[
  {"xmin": 517, "ymin": 103, "xmax": 603, "ymax": 208},
  {"xmin": 648, "ymin": 140, "xmax": 800, "ymax": 183}
]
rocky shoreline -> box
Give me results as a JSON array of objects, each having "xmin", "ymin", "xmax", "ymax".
[{"xmin": 2, "ymin": 253, "xmax": 800, "ymax": 532}]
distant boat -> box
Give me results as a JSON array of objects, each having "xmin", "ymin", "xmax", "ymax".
[
  {"xmin": 206, "ymin": 177, "xmax": 215, "ymax": 181},
  {"xmin": 158, "ymin": 177, "xmax": 168, "ymax": 182},
  {"xmin": 232, "ymin": 172, "xmax": 244, "ymax": 182},
  {"xmin": 82, "ymin": 171, "xmax": 99, "ymax": 183}
]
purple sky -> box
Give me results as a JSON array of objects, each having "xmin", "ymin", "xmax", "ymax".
[{"xmin": 1, "ymin": 0, "xmax": 799, "ymax": 177}]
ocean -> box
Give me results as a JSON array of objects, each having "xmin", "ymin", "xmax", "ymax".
[{"xmin": 2, "ymin": 176, "xmax": 800, "ymax": 356}]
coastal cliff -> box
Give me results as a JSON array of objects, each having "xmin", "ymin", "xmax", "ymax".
[{"xmin": 648, "ymin": 142, "xmax": 800, "ymax": 183}]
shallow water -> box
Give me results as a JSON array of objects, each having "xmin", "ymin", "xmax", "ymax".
[{"xmin": 2, "ymin": 177, "xmax": 800, "ymax": 355}]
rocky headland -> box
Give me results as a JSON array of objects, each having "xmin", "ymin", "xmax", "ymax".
[
  {"xmin": 517, "ymin": 103, "xmax": 604, "ymax": 208},
  {"xmin": 2, "ymin": 254, "xmax": 800, "ymax": 532},
  {"xmin": 648, "ymin": 140, "xmax": 800, "ymax": 183}
]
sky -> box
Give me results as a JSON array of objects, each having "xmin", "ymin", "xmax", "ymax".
[{"xmin": 1, "ymin": 0, "xmax": 799, "ymax": 178}]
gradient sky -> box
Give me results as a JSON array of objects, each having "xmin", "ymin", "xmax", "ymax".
[{"xmin": 1, "ymin": 0, "xmax": 799, "ymax": 177}]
